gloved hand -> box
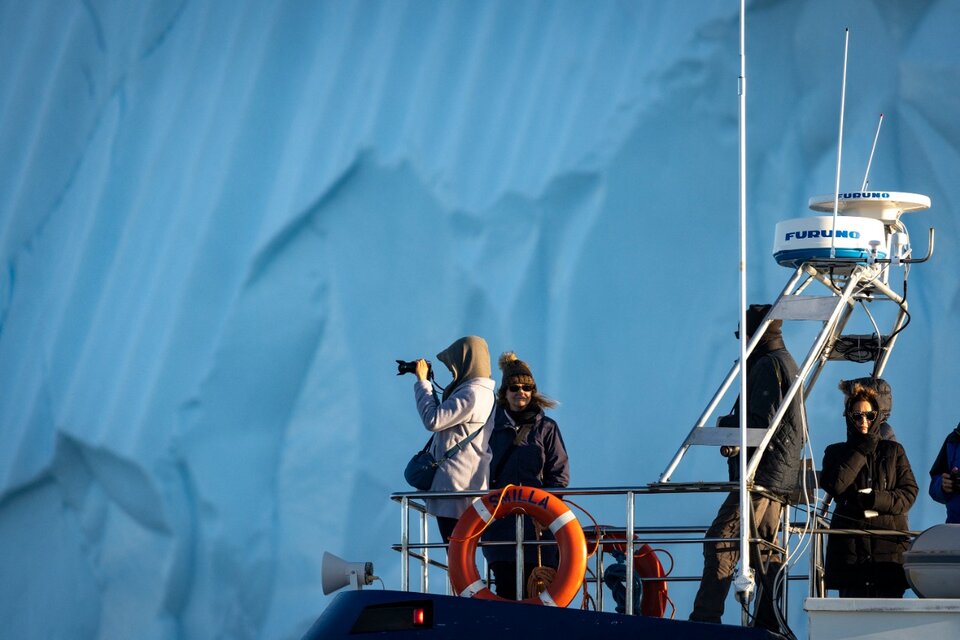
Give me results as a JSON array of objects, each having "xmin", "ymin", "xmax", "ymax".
[
  {"xmin": 857, "ymin": 488, "xmax": 877, "ymax": 510},
  {"xmin": 851, "ymin": 430, "xmax": 879, "ymax": 456}
]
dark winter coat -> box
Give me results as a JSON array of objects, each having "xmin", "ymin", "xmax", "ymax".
[
  {"xmin": 481, "ymin": 405, "xmax": 569, "ymax": 564},
  {"xmin": 821, "ymin": 430, "xmax": 917, "ymax": 591},
  {"xmin": 928, "ymin": 423, "xmax": 960, "ymax": 524},
  {"xmin": 723, "ymin": 335, "xmax": 806, "ymax": 495}
]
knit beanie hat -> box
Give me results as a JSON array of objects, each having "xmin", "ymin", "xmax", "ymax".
[{"xmin": 499, "ymin": 352, "xmax": 535, "ymax": 388}]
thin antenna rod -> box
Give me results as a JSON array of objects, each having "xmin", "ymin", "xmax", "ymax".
[
  {"xmin": 830, "ymin": 28, "xmax": 850, "ymax": 259},
  {"xmin": 734, "ymin": 0, "xmax": 755, "ymax": 609},
  {"xmin": 860, "ymin": 112, "xmax": 884, "ymax": 191}
]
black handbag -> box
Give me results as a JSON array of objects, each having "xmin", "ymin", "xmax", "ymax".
[{"xmin": 404, "ymin": 426, "xmax": 484, "ymax": 491}]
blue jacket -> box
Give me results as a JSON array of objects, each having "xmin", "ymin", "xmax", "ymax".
[
  {"xmin": 481, "ymin": 405, "xmax": 569, "ymax": 564},
  {"xmin": 928, "ymin": 424, "xmax": 960, "ymax": 524}
]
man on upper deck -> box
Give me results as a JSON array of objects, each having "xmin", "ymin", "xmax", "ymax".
[{"xmin": 689, "ymin": 304, "xmax": 806, "ymax": 632}]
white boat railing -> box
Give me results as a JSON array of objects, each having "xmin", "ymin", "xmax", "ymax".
[{"xmin": 390, "ymin": 483, "xmax": 915, "ymax": 628}]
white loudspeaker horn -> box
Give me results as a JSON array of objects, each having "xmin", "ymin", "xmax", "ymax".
[{"xmin": 322, "ymin": 551, "xmax": 376, "ymax": 595}]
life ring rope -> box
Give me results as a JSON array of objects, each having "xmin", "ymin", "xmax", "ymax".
[{"xmin": 561, "ymin": 498, "xmax": 603, "ymax": 558}]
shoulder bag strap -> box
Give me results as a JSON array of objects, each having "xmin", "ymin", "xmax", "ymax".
[{"xmin": 437, "ymin": 394, "xmax": 496, "ymax": 463}]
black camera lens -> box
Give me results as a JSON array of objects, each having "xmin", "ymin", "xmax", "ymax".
[{"xmin": 396, "ymin": 359, "xmax": 432, "ymax": 377}]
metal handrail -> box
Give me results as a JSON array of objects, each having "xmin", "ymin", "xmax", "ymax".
[
  {"xmin": 392, "ymin": 484, "xmax": 915, "ymax": 621},
  {"xmin": 394, "ymin": 484, "xmax": 799, "ymax": 616}
]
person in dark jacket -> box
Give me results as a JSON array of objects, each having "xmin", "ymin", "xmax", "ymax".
[
  {"xmin": 691, "ymin": 304, "xmax": 805, "ymax": 631},
  {"xmin": 821, "ymin": 381, "xmax": 917, "ymax": 597},
  {"xmin": 481, "ymin": 352, "xmax": 569, "ymax": 600},
  {"xmin": 928, "ymin": 422, "xmax": 960, "ymax": 524}
]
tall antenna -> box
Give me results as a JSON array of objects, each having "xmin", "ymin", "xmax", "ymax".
[
  {"xmin": 733, "ymin": 0, "xmax": 755, "ymax": 609},
  {"xmin": 830, "ymin": 28, "xmax": 850, "ymax": 259},
  {"xmin": 861, "ymin": 113, "xmax": 884, "ymax": 190}
]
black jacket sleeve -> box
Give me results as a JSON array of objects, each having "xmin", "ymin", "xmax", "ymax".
[
  {"xmin": 820, "ymin": 442, "xmax": 868, "ymax": 500},
  {"xmin": 871, "ymin": 443, "xmax": 917, "ymax": 515}
]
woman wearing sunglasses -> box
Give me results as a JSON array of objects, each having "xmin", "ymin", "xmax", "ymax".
[
  {"xmin": 821, "ymin": 380, "xmax": 918, "ymax": 597},
  {"xmin": 481, "ymin": 352, "xmax": 569, "ymax": 600}
]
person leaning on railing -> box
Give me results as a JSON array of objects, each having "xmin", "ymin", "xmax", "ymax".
[{"xmin": 820, "ymin": 381, "xmax": 918, "ymax": 598}]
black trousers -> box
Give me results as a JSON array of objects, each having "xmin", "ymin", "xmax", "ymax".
[{"xmin": 436, "ymin": 516, "xmax": 458, "ymax": 544}]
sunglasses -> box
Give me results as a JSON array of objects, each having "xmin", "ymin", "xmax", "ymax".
[
  {"xmin": 847, "ymin": 411, "xmax": 878, "ymax": 422},
  {"xmin": 508, "ymin": 384, "xmax": 535, "ymax": 392}
]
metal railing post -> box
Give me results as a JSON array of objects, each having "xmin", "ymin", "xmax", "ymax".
[
  {"xmin": 420, "ymin": 510, "xmax": 429, "ymax": 593},
  {"xmin": 401, "ymin": 496, "xmax": 410, "ymax": 591},
  {"xmin": 625, "ymin": 491, "xmax": 635, "ymax": 615},
  {"xmin": 515, "ymin": 514, "xmax": 525, "ymax": 600},
  {"xmin": 596, "ymin": 538, "xmax": 605, "ymax": 611},
  {"xmin": 781, "ymin": 504, "xmax": 790, "ymax": 621}
]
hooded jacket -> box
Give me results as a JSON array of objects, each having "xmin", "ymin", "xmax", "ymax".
[
  {"xmin": 821, "ymin": 415, "xmax": 918, "ymax": 590},
  {"xmin": 414, "ymin": 336, "xmax": 495, "ymax": 518},
  {"xmin": 928, "ymin": 423, "xmax": 960, "ymax": 524},
  {"xmin": 723, "ymin": 325, "xmax": 806, "ymax": 495}
]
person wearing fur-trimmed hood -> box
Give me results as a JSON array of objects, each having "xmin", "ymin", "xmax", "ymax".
[
  {"xmin": 481, "ymin": 351, "xmax": 569, "ymax": 601},
  {"xmin": 821, "ymin": 380, "xmax": 917, "ymax": 597}
]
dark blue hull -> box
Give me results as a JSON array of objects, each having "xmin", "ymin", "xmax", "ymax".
[{"xmin": 303, "ymin": 590, "xmax": 777, "ymax": 639}]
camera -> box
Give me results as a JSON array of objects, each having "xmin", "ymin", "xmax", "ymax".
[
  {"xmin": 950, "ymin": 469, "xmax": 960, "ymax": 494},
  {"xmin": 396, "ymin": 359, "xmax": 432, "ymax": 378}
]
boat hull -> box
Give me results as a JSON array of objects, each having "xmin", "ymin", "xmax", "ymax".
[{"xmin": 303, "ymin": 589, "xmax": 777, "ymax": 639}]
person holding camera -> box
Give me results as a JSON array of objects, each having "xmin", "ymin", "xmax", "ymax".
[
  {"xmin": 410, "ymin": 336, "xmax": 496, "ymax": 543},
  {"xmin": 481, "ymin": 352, "xmax": 569, "ymax": 600},
  {"xmin": 928, "ymin": 422, "xmax": 960, "ymax": 523},
  {"xmin": 821, "ymin": 381, "xmax": 917, "ymax": 597}
]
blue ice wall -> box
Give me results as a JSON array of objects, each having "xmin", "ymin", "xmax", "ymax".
[{"xmin": 1, "ymin": 1, "xmax": 958, "ymax": 638}]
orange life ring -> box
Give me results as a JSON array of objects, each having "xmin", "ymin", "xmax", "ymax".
[
  {"xmin": 634, "ymin": 544, "xmax": 668, "ymax": 617},
  {"xmin": 596, "ymin": 530, "xmax": 669, "ymax": 617},
  {"xmin": 447, "ymin": 486, "xmax": 587, "ymax": 607}
]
